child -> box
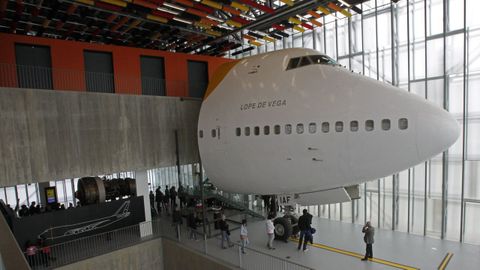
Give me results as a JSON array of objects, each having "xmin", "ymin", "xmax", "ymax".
[{"xmin": 240, "ymin": 219, "xmax": 249, "ymax": 254}]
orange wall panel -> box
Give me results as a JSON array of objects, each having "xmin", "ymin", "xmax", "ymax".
[{"xmin": 0, "ymin": 33, "xmax": 233, "ymax": 97}]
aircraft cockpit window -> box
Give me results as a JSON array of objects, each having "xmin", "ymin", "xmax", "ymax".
[
  {"xmin": 264, "ymin": 126, "xmax": 270, "ymax": 135},
  {"xmin": 298, "ymin": 56, "xmax": 312, "ymax": 68},
  {"xmin": 350, "ymin": 121, "xmax": 359, "ymax": 132},
  {"xmin": 285, "ymin": 124, "xmax": 292, "ymax": 134},
  {"xmin": 399, "ymin": 118, "xmax": 408, "ymax": 130},
  {"xmin": 309, "ymin": 55, "xmax": 338, "ymax": 66},
  {"xmin": 335, "ymin": 121, "xmax": 344, "ymax": 132},
  {"xmin": 365, "ymin": 120, "xmax": 374, "ymax": 131},
  {"xmin": 254, "ymin": 126, "xmax": 260, "ymax": 136},
  {"xmin": 287, "ymin": 55, "xmax": 339, "ymax": 71},
  {"xmin": 309, "ymin": 123, "xmax": 317, "ymax": 134},
  {"xmin": 382, "ymin": 119, "xmax": 391, "ymax": 131},
  {"xmin": 236, "ymin": 127, "xmax": 241, "ymax": 136},
  {"xmin": 211, "ymin": 129, "xmax": 216, "ymax": 137},
  {"xmin": 322, "ymin": 122, "xmax": 329, "ymax": 133},
  {"xmin": 245, "ymin": 127, "xmax": 251, "ymax": 136},
  {"xmin": 274, "ymin": 125, "xmax": 281, "ymax": 135},
  {"xmin": 287, "ymin": 57, "xmax": 301, "ymax": 70},
  {"xmin": 199, "ymin": 130, "xmax": 203, "ymax": 138}
]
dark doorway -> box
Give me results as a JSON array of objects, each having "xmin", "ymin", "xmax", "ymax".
[
  {"xmin": 84, "ymin": 51, "xmax": 115, "ymax": 93},
  {"xmin": 187, "ymin": 61, "xmax": 208, "ymax": 98},
  {"xmin": 140, "ymin": 56, "xmax": 166, "ymax": 96},
  {"xmin": 15, "ymin": 44, "xmax": 53, "ymax": 89}
]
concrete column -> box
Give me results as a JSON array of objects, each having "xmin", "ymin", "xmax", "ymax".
[
  {"xmin": 38, "ymin": 181, "xmax": 50, "ymax": 207},
  {"xmin": 135, "ymin": 170, "xmax": 152, "ymax": 237}
]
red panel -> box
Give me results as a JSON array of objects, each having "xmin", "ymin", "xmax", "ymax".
[
  {"xmin": 174, "ymin": 0, "xmax": 194, "ymax": 8},
  {"xmin": 149, "ymin": 0, "xmax": 164, "ymax": 4},
  {"xmin": 95, "ymin": 2, "xmax": 123, "ymax": 12},
  {"xmin": 111, "ymin": 16, "xmax": 129, "ymax": 32},
  {"xmin": 193, "ymin": 3, "xmax": 214, "ymax": 14},
  {"xmin": 186, "ymin": 8, "xmax": 207, "ymax": 18},
  {"xmin": 55, "ymin": 21, "xmax": 64, "ymax": 30},
  {"xmin": 231, "ymin": 16, "xmax": 249, "ymax": 25},
  {"xmin": 133, "ymin": 0, "xmax": 158, "ymax": 10},
  {"xmin": 151, "ymin": 10, "xmax": 175, "ymax": 20},
  {"xmin": 0, "ymin": 0, "xmax": 7, "ymax": 20},
  {"xmin": 301, "ymin": 22, "xmax": 313, "ymax": 30},
  {"xmin": 31, "ymin": 7, "xmax": 39, "ymax": 17},
  {"xmin": 222, "ymin": 5, "xmax": 241, "ymax": 16},
  {"xmin": 238, "ymin": 0, "xmax": 274, "ymax": 14},
  {"xmin": 106, "ymin": 14, "xmax": 118, "ymax": 23},
  {"xmin": 272, "ymin": 24, "xmax": 285, "ymax": 31},
  {"xmin": 66, "ymin": 4, "xmax": 78, "ymax": 15}
]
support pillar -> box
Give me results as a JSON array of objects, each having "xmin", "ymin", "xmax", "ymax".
[
  {"xmin": 38, "ymin": 181, "xmax": 50, "ymax": 207},
  {"xmin": 135, "ymin": 170, "xmax": 152, "ymax": 237}
]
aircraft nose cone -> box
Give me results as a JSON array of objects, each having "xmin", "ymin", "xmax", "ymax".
[{"xmin": 416, "ymin": 104, "xmax": 460, "ymax": 160}]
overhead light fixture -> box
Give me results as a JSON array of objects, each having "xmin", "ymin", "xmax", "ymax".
[
  {"xmin": 207, "ymin": 15, "xmax": 224, "ymax": 22},
  {"xmin": 173, "ymin": 17, "xmax": 193, "ymax": 24},
  {"xmin": 338, "ymin": 0, "xmax": 351, "ymax": 7},
  {"xmin": 217, "ymin": 24, "xmax": 234, "ymax": 30},
  {"xmin": 163, "ymin": 2, "xmax": 186, "ymax": 11},
  {"xmin": 157, "ymin": 7, "xmax": 180, "ymax": 15},
  {"xmin": 240, "ymin": 13, "xmax": 256, "ymax": 21}
]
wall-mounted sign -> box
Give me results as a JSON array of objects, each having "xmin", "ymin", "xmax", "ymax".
[{"xmin": 45, "ymin": 187, "xmax": 57, "ymax": 205}]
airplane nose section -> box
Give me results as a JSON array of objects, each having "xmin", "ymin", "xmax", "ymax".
[{"xmin": 416, "ymin": 104, "xmax": 460, "ymax": 160}]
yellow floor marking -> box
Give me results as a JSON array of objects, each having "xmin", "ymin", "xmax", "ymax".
[
  {"xmin": 290, "ymin": 238, "xmax": 419, "ymax": 270},
  {"xmin": 437, "ymin": 252, "xmax": 453, "ymax": 270}
]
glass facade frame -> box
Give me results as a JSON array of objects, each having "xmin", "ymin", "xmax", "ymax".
[{"xmin": 229, "ymin": 0, "xmax": 479, "ymax": 245}]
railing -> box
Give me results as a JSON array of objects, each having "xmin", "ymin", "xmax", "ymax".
[
  {"xmin": 0, "ymin": 63, "xmax": 208, "ymax": 97},
  {"xmin": 24, "ymin": 218, "xmax": 313, "ymax": 270}
]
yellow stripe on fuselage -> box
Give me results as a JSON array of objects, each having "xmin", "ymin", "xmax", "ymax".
[{"xmin": 204, "ymin": 61, "xmax": 239, "ymax": 100}]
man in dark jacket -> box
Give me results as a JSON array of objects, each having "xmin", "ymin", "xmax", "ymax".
[
  {"xmin": 361, "ymin": 221, "xmax": 375, "ymax": 261},
  {"xmin": 155, "ymin": 187, "xmax": 163, "ymax": 214},
  {"xmin": 170, "ymin": 186, "xmax": 177, "ymax": 208},
  {"xmin": 297, "ymin": 209, "xmax": 313, "ymax": 251}
]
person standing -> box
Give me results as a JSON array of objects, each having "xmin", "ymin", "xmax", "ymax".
[
  {"xmin": 149, "ymin": 190, "xmax": 155, "ymax": 208},
  {"xmin": 155, "ymin": 187, "xmax": 163, "ymax": 214},
  {"xmin": 219, "ymin": 215, "xmax": 233, "ymax": 249},
  {"xmin": 187, "ymin": 212, "xmax": 198, "ymax": 240},
  {"xmin": 361, "ymin": 221, "xmax": 375, "ymax": 261},
  {"xmin": 240, "ymin": 219, "xmax": 249, "ymax": 254},
  {"xmin": 172, "ymin": 207, "xmax": 183, "ymax": 239},
  {"xmin": 266, "ymin": 214, "xmax": 275, "ymax": 250},
  {"xmin": 164, "ymin": 186, "xmax": 170, "ymax": 215},
  {"xmin": 170, "ymin": 186, "xmax": 177, "ymax": 208},
  {"xmin": 178, "ymin": 184, "xmax": 185, "ymax": 208},
  {"xmin": 297, "ymin": 209, "xmax": 313, "ymax": 251}
]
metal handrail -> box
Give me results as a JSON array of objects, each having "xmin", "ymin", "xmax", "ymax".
[
  {"xmin": 21, "ymin": 217, "xmax": 313, "ymax": 270},
  {"xmin": 0, "ymin": 62, "xmax": 208, "ymax": 94}
]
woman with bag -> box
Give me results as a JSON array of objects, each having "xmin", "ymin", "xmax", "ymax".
[{"xmin": 240, "ymin": 219, "xmax": 249, "ymax": 254}]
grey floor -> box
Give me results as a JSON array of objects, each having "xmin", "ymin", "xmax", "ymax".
[{"xmin": 174, "ymin": 214, "xmax": 480, "ymax": 270}]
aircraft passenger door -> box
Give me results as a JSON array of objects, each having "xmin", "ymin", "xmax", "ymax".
[{"xmin": 216, "ymin": 126, "xmax": 221, "ymax": 140}]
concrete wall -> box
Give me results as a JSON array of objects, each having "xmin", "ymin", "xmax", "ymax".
[
  {"xmin": 0, "ymin": 87, "xmax": 201, "ymax": 187},
  {"xmin": 55, "ymin": 238, "xmax": 164, "ymax": 270},
  {"xmin": 162, "ymin": 238, "xmax": 235, "ymax": 270},
  {"xmin": 0, "ymin": 213, "xmax": 29, "ymax": 270}
]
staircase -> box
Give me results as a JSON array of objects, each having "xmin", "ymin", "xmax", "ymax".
[{"xmin": 186, "ymin": 188, "xmax": 265, "ymax": 220}]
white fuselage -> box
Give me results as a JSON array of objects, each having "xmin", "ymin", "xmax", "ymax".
[{"xmin": 198, "ymin": 48, "xmax": 459, "ymax": 198}]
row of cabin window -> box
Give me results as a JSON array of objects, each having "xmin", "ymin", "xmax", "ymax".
[
  {"xmin": 198, "ymin": 118, "xmax": 408, "ymax": 138},
  {"xmin": 234, "ymin": 118, "xmax": 408, "ymax": 137}
]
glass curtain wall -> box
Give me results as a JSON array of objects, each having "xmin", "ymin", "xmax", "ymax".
[
  {"xmin": 0, "ymin": 164, "xmax": 200, "ymax": 208},
  {"xmin": 230, "ymin": 0, "xmax": 479, "ymax": 245}
]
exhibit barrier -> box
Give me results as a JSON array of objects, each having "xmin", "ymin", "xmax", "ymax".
[{"xmin": 24, "ymin": 218, "xmax": 313, "ymax": 270}]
